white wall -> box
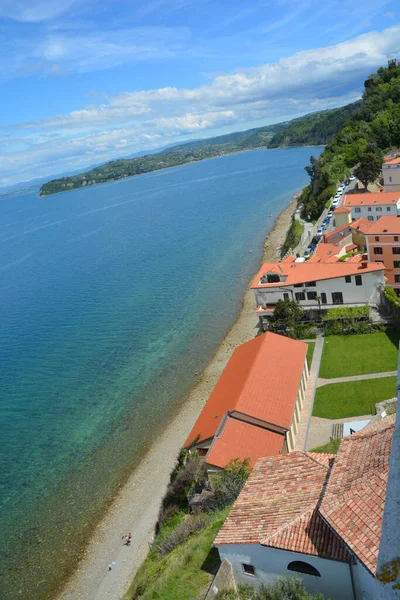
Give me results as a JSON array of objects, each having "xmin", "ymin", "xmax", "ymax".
[
  {"xmin": 217, "ymin": 543, "xmax": 354, "ymax": 600},
  {"xmin": 383, "ymin": 164, "xmax": 400, "ymax": 191},
  {"xmin": 351, "ymin": 558, "xmax": 382, "ymax": 600},
  {"xmin": 254, "ymin": 271, "xmax": 384, "ymax": 311},
  {"xmin": 349, "ymin": 205, "xmax": 395, "ymax": 221}
]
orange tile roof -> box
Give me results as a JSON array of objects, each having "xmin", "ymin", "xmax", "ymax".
[
  {"xmin": 214, "ymin": 452, "xmax": 351, "ymax": 562},
  {"xmin": 343, "ymin": 192, "xmax": 400, "ymax": 207},
  {"xmin": 205, "ymin": 417, "xmax": 284, "ymax": 469},
  {"xmin": 364, "ymin": 215, "xmax": 400, "ymax": 235},
  {"xmin": 184, "ymin": 333, "xmax": 307, "ymax": 447},
  {"xmin": 323, "ymin": 224, "xmax": 352, "ymax": 243},
  {"xmin": 313, "ymin": 243, "xmax": 341, "ymax": 261},
  {"xmin": 334, "ymin": 207, "xmax": 351, "ymax": 214},
  {"xmin": 320, "ymin": 415, "xmax": 395, "ymax": 575},
  {"xmin": 384, "ymin": 157, "xmax": 400, "ymax": 165},
  {"xmin": 349, "ymin": 217, "xmax": 374, "ymax": 234},
  {"xmin": 251, "ymin": 260, "xmax": 385, "ymax": 289}
]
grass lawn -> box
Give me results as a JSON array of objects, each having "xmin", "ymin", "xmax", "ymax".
[
  {"xmin": 310, "ymin": 438, "xmax": 341, "ymax": 454},
  {"xmin": 307, "ymin": 342, "xmax": 315, "ymax": 370},
  {"xmin": 312, "ymin": 376, "xmax": 397, "ymax": 419},
  {"xmin": 123, "ymin": 508, "xmax": 229, "ymax": 600},
  {"xmin": 319, "ymin": 329, "xmax": 400, "ymax": 379}
]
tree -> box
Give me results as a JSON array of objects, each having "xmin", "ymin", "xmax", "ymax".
[
  {"xmin": 270, "ymin": 299, "xmax": 304, "ymax": 327},
  {"xmin": 354, "ymin": 152, "xmax": 382, "ymax": 191},
  {"xmin": 210, "ymin": 458, "xmax": 251, "ymax": 508}
]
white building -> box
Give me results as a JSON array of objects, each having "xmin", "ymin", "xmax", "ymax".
[
  {"xmin": 251, "ymin": 256, "xmax": 385, "ymax": 323},
  {"xmin": 214, "ymin": 416, "xmax": 396, "ymax": 600},
  {"xmin": 343, "ymin": 191, "xmax": 400, "ymax": 222},
  {"xmin": 383, "ymin": 157, "xmax": 400, "ymax": 191}
]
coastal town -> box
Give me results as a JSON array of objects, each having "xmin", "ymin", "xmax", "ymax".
[{"xmin": 114, "ymin": 150, "xmax": 400, "ymax": 600}]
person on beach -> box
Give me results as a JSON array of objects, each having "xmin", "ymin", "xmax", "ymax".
[{"xmin": 122, "ymin": 533, "xmax": 132, "ymax": 545}]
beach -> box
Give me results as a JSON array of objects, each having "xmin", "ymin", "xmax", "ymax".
[{"xmin": 57, "ymin": 198, "xmax": 297, "ymax": 600}]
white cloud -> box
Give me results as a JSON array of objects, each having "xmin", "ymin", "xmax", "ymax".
[
  {"xmin": 2, "ymin": 24, "xmax": 400, "ymax": 186},
  {"xmin": 0, "ymin": 0, "xmax": 81, "ymax": 22}
]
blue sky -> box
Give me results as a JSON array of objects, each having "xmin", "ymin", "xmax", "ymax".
[{"xmin": 1, "ymin": 0, "xmax": 400, "ymax": 187}]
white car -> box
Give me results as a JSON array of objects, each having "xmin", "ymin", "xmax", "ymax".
[
  {"xmin": 332, "ymin": 200, "xmax": 339, "ymax": 207},
  {"xmin": 350, "ymin": 175, "xmax": 356, "ymax": 181}
]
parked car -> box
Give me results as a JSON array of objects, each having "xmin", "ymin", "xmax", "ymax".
[
  {"xmin": 327, "ymin": 210, "xmax": 333, "ymax": 218},
  {"xmin": 317, "ymin": 227, "xmax": 323, "ymax": 235},
  {"xmin": 304, "ymin": 248, "xmax": 312, "ymax": 259},
  {"xmin": 345, "ymin": 179, "xmax": 350, "ymax": 185},
  {"xmin": 350, "ymin": 175, "xmax": 356, "ymax": 181},
  {"xmin": 332, "ymin": 200, "xmax": 339, "ymax": 207}
]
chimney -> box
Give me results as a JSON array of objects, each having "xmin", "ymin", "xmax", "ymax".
[
  {"xmin": 361, "ymin": 261, "xmax": 368, "ymax": 269},
  {"xmin": 380, "ymin": 188, "xmax": 384, "ymax": 193}
]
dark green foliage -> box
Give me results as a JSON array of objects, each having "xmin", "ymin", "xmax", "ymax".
[
  {"xmin": 269, "ymin": 102, "xmax": 361, "ymax": 148},
  {"xmin": 209, "ymin": 458, "xmax": 252, "ymax": 509},
  {"xmin": 321, "ymin": 305, "xmax": 369, "ymax": 320},
  {"xmin": 301, "ymin": 62, "xmax": 400, "ymax": 220},
  {"xmin": 39, "ymin": 106, "xmax": 353, "ymax": 197},
  {"xmin": 324, "ymin": 320, "xmax": 381, "ymax": 336},
  {"xmin": 282, "ymin": 217, "xmax": 303, "ymax": 253},
  {"xmin": 268, "ymin": 300, "xmax": 309, "ymax": 339},
  {"xmin": 217, "ymin": 576, "xmax": 325, "ymax": 599},
  {"xmin": 354, "ymin": 152, "xmax": 382, "ymax": 190}
]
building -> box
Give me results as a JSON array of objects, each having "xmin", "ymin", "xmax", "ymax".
[
  {"xmin": 332, "ymin": 206, "xmax": 351, "ymax": 228},
  {"xmin": 365, "ymin": 215, "xmax": 400, "ymax": 295},
  {"xmin": 383, "ymin": 157, "xmax": 400, "ymax": 191},
  {"xmin": 214, "ymin": 415, "xmax": 396, "ymax": 600},
  {"xmin": 252, "ymin": 257, "xmax": 385, "ymax": 323},
  {"xmin": 184, "ymin": 332, "xmax": 308, "ymax": 469},
  {"xmin": 349, "ymin": 217, "xmax": 374, "ymax": 248},
  {"xmin": 322, "ymin": 218, "xmax": 373, "ymax": 248},
  {"xmin": 343, "ymin": 191, "xmax": 400, "ymax": 222}
]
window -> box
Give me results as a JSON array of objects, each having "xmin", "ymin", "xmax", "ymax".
[
  {"xmin": 287, "ymin": 561, "xmax": 321, "ymax": 577},
  {"xmin": 283, "ymin": 292, "xmax": 290, "ymax": 301},
  {"xmin": 307, "ymin": 291, "xmax": 317, "ymax": 300},
  {"xmin": 374, "ymin": 247, "xmax": 383, "ymax": 255},
  {"xmin": 375, "ymin": 236, "xmax": 380, "ymax": 242},
  {"xmin": 368, "ymin": 207, "xmax": 372, "ymax": 212},
  {"xmin": 394, "ymin": 261, "xmax": 400, "ymax": 269},
  {"xmin": 376, "ymin": 207, "xmax": 383, "ymax": 212},
  {"xmin": 355, "ymin": 275, "xmax": 362, "ymax": 286},
  {"xmin": 395, "ymin": 275, "xmax": 400, "ymax": 283},
  {"xmin": 321, "ymin": 293, "xmax": 327, "ymax": 304},
  {"xmin": 389, "ymin": 176, "xmax": 393, "ymax": 182},
  {"xmin": 345, "ymin": 275, "xmax": 351, "ymax": 283},
  {"xmin": 368, "ymin": 216, "xmax": 374, "ymax": 221},
  {"xmin": 395, "ymin": 236, "xmax": 399, "ymax": 242},
  {"xmin": 295, "ymin": 292, "xmax": 305, "ymax": 301},
  {"xmin": 332, "ymin": 292, "xmax": 343, "ymax": 304},
  {"xmin": 306, "ymin": 281, "xmax": 316, "ymax": 287},
  {"xmin": 294, "ymin": 283, "xmax": 303, "ymax": 288},
  {"xmin": 242, "ymin": 564, "xmax": 256, "ymax": 576},
  {"xmin": 355, "ymin": 207, "xmax": 361, "ymax": 213},
  {"xmin": 393, "ymin": 247, "xmax": 400, "ymax": 255},
  {"xmin": 261, "ymin": 273, "xmax": 280, "ymax": 283},
  {"xmin": 387, "ymin": 207, "xmax": 392, "ymax": 211}
]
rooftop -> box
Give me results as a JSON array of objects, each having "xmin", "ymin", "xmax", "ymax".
[
  {"xmin": 312, "ymin": 243, "xmax": 341, "ymax": 262},
  {"xmin": 364, "ymin": 215, "xmax": 400, "ymax": 236},
  {"xmin": 205, "ymin": 417, "xmax": 284, "ymax": 469},
  {"xmin": 251, "ymin": 259, "xmax": 385, "ymax": 288},
  {"xmin": 334, "ymin": 207, "xmax": 351, "ymax": 214},
  {"xmin": 184, "ymin": 332, "xmax": 307, "ymax": 447},
  {"xmin": 320, "ymin": 415, "xmax": 396, "ymax": 575},
  {"xmin": 349, "ymin": 217, "xmax": 375, "ymax": 234},
  {"xmin": 383, "ymin": 157, "xmax": 400, "ymax": 166},
  {"xmin": 214, "ymin": 451, "xmax": 350, "ymax": 562},
  {"xmin": 343, "ymin": 192, "xmax": 400, "ymax": 207}
]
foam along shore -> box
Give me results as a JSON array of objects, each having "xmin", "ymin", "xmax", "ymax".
[{"xmin": 57, "ymin": 199, "xmax": 297, "ymax": 600}]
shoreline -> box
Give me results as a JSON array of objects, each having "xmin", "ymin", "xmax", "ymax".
[{"xmin": 57, "ymin": 198, "xmax": 297, "ymax": 600}]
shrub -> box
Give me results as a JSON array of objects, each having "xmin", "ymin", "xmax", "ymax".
[
  {"xmin": 157, "ymin": 514, "xmax": 208, "ymax": 557},
  {"xmin": 208, "ymin": 458, "xmax": 251, "ymax": 510},
  {"xmin": 322, "ymin": 305, "xmax": 369, "ymax": 320},
  {"xmin": 217, "ymin": 576, "xmax": 325, "ymax": 599}
]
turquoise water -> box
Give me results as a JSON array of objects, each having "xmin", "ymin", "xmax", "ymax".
[{"xmin": 0, "ymin": 147, "xmax": 321, "ymax": 598}]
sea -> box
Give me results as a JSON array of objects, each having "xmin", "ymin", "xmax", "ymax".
[{"xmin": 0, "ymin": 146, "xmax": 322, "ymax": 598}]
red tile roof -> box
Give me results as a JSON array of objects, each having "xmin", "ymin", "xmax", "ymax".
[
  {"xmin": 320, "ymin": 415, "xmax": 396, "ymax": 575},
  {"xmin": 349, "ymin": 217, "xmax": 374, "ymax": 234},
  {"xmin": 205, "ymin": 417, "xmax": 284, "ymax": 469},
  {"xmin": 184, "ymin": 333, "xmax": 307, "ymax": 447},
  {"xmin": 323, "ymin": 224, "xmax": 352, "ymax": 243},
  {"xmin": 334, "ymin": 207, "xmax": 351, "ymax": 214},
  {"xmin": 364, "ymin": 215, "xmax": 400, "ymax": 235},
  {"xmin": 313, "ymin": 244, "xmax": 341, "ymax": 261},
  {"xmin": 384, "ymin": 157, "xmax": 400, "ymax": 165},
  {"xmin": 214, "ymin": 452, "xmax": 351, "ymax": 562},
  {"xmin": 251, "ymin": 260, "xmax": 385, "ymax": 289},
  {"xmin": 343, "ymin": 192, "xmax": 400, "ymax": 207}
]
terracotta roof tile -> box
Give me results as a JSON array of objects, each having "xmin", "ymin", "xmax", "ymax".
[
  {"xmin": 205, "ymin": 417, "xmax": 284, "ymax": 469},
  {"xmin": 343, "ymin": 192, "xmax": 400, "ymax": 207},
  {"xmin": 349, "ymin": 217, "xmax": 374, "ymax": 234},
  {"xmin": 320, "ymin": 415, "xmax": 395, "ymax": 574},
  {"xmin": 184, "ymin": 333, "xmax": 307, "ymax": 447},
  {"xmin": 365, "ymin": 215, "xmax": 400, "ymax": 235},
  {"xmin": 251, "ymin": 260, "xmax": 384, "ymax": 289},
  {"xmin": 384, "ymin": 157, "xmax": 400, "ymax": 165},
  {"xmin": 215, "ymin": 452, "xmax": 350, "ymax": 562}
]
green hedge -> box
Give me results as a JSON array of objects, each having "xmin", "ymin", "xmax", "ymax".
[{"xmin": 321, "ymin": 305, "xmax": 369, "ymax": 320}]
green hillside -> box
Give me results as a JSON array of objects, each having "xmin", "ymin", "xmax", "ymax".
[
  {"xmin": 39, "ymin": 105, "xmax": 354, "ymax": 197},
  {"xmin": 300, "ymin": 60, "xmax": 400, "ymax": 220}
]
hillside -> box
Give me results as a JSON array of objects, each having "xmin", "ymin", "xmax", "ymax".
[
  {"xmin": 39, "ymin": 106, "xmax": 352, "ymax": 197},
  {"xmin": 300, "ymin": 60, "xmax": 400, "ymax": 220}
]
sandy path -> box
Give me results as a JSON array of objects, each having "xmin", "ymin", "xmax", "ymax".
[{"xmin": 58, "ymin": 200, "xmax": 297, "ymax": 600}]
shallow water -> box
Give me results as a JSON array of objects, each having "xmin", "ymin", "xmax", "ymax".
[{"xmin": 0, "ymin": 146, "xmax": 322, "ymax": 598}]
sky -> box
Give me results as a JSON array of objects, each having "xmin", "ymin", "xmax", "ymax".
[{"xmin": 1, "ymin": 0, "xmax": 400, "ymax": 187}]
